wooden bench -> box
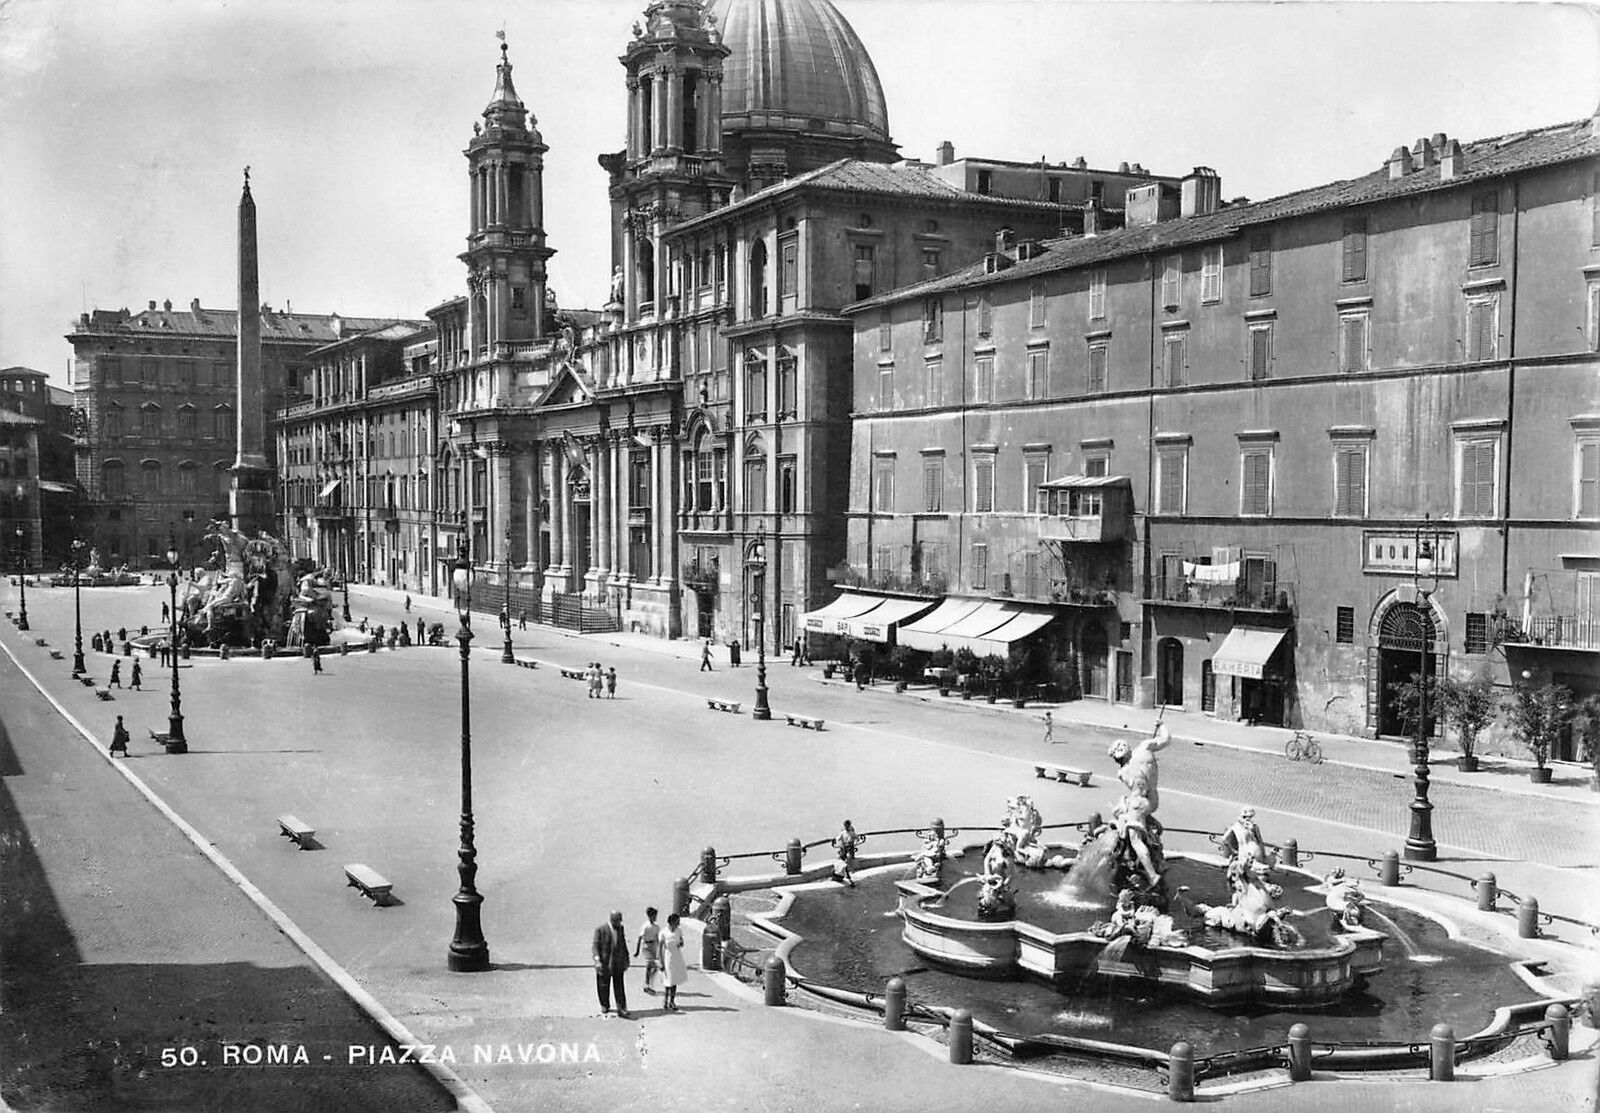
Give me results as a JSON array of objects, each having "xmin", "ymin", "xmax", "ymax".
[
  {"xmin": 277, "ymin": 814, "xmax": 316, "ymax": 849},
  {"xmin": 784, "ymin": 713, "xmax": 825, "ymax": 731},
  {"xmin": 344, "ymin": 864, "xmax": 393, "ymax": 905},
  {"xmin": 1034, "ymin": 762, "xmax": 1092, "ymax": 787},
  {"xmin": 706, "ymin": 698, "xmax": 743, "ymax": 713},
  {"xmin": 95, "ymin": 688, "xmax": 113, "ymax": 701}
]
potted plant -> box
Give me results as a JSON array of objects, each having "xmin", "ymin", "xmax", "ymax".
[
  {"xmin": 981, "ymin": 654, "xmax": 1005, "ymax": 703},
  {"xmin": 1503, "ymin": 680, "xmax": 1572, "ymax": 784},
  {"xmin": 1435, "ymin": 671, "xmax": 1497, "ymax": 772},
  {"xmin": 1570, "ymin": 694, "xmax": 1600, "ymax": 792}
]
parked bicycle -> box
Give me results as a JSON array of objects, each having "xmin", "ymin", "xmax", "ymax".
[{"xmin": 1285, "ymin": 730, "xmax": 1324, "ymax": 764}]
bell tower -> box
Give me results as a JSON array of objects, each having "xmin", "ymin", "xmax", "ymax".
[{"xmin": 461, "ymin": 37, "xmax": 554, "ymax": 400}]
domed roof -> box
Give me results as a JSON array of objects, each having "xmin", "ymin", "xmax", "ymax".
[{"xmin": 707, "ymin": 0, "xmax": 891, "ymax": 145}]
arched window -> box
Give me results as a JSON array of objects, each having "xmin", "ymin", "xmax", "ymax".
[
  {"xmin": 748, "ymin": 239, "xmax": 768, "ymax": 318},
  {"xmin": 102, "ymin": 460, "xmax": 125, "ymax": 498},
  {"xmin": 139, "ymin": 402, "xmax": 162, "ymax": 439},
  {"xmin": 104, "ymin": 404, "xmax": 124, "ymax": 439},
  {"xmin": 178, "ymin": 461, "xmax": 197, "ymax": 497},
  {"xmin": 178, "ymin": 405, "xmax": 197, "ymax": 439},
  {"xmin": 213, "ymin": 404, "xmax": 232, "ymax": 442},
  {"xmin": 694, "ymin": 429, "xmax": 714, "ymax": 511},
  {"xmin": 141, "ymin": 459, "xmax": 162, "ymax": 497}
]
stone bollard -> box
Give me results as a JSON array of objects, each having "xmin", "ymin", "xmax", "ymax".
[
  {"xmin": 700, "ymin": 846, "xmax": 718, "ymax": 884},
  {"xmin": 700, "ymin": 923, "xmax": 721, "ymax": 971},
  {"xmin": 785, "ymin": 838, "xmax": 803, "ymax": 875},
  {"xmin": 340, "ymin": 643, "xmax": 349, "ymax": 656},
  {"xmin": 929, "ymin": 817, "xmax": 945, "ymax": 841},
  {"xmin": 948, "ymin": 1009, "xmax": 973, "ymax": 1065},
  {"xmin": 1476, "ymin": 872, "xmax": 1497, "ymax": 912},
  {"xmin": 763, "ymin": 955, "xmax": 786, "ymax": 1006},
  {"xmin": 712, "ymin": 895, "xmax": 732, "ymax": 942},
  {"xmin": 1168, "ymin": 1041, "xmax": 1195, "ymax": 1102},
  {"xmin": 1380, "ymin": 850, "xmax": 1400, "ymax": 887},
  {"xmin": 1544, "ymin": 1003, "xmax": 1570, "ymax": 1060},
  {"xmin": 1429, "ymin": 1023, "xmax": 1455, "ymax": 1081},
  {"xmin": 1518, "ymin": 896, "xmax": 1541, "ymax": 939},
  {"xmin": 884, "ymin": 977, "xmax": 906, "ymax": 1031},
  {"xmin": 672, "ymin": 877, "xmax": 690, "ymax": 917},
  {"xmin": 1280, "ymin": 839, "xmax": 1299, "ymax": 868},
  {"xmin": 1286, "ymin": 1023, "xmax": 1312, "ymax": 1081}
]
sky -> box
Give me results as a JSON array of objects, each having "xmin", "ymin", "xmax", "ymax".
[{"xmin": 0, "ymin": 0, "xmax": 1595, "ymax": 386}]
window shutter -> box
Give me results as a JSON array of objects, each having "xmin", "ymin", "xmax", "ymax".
[
  {"xmin": 1339, "ymin": 315, "xmax": 1367, "ymax": 374},
  {"xmin": 1579, "ymin": 442, "xmax": 1599, "ymax": 518},
  {"xmin": 1462, "ymin": 441, "xmax": 1496, "ymax": 517},
  {"xmin": 1468, "ymin": 300, "xmax": 1496, "ymax": 361},
  {"xmin": 1342, "ymin": 219, "xmax": 1368, "ymax": 282},
  {"xmin": 1588, "ymin": 284, "xmax": 1600, "ymax": 352},
  {"xmin": 1470, "ymin": 193, "xmax": 1498, "ymax": 266},
  {"xmin": 924, "ymin": 461, "xmax": 942, "ymax": 513},
  {"xmin": 977, "ymin": 294, "xmax": 993, "ymax": 337},
  {"xmin": 1029, "ymin": 284, "xmax": 1045, "ymax": 327},
  {"xmin": 1089, "ymin": 271, "xmax": 1105, "ymax": 318},
  {"xmin": 1250, "ymin": 327, "xmax": 1272, "ymax": 380},
  {"xmin": 1088, "ymin": 345, "xmax": 1107, "ymax": 392},
  {"xmin": 1242, "ymin": 452, "xmax": 1270, "ymax": 514},
  {"xmin": 1164, "ymin": 334, "xmax": 1186, "ymax": 387},
  {"xmin": 1162, "ymin": 256, "xmax": 1180, "ymax": 307},
  {"xmin": 1249, "ymin": 235, "xmax": 1272, "ymax": 296},
  {"xmin": 1335, "ymin": 448, "xmax": 1365, "ymax": 516},
  {"xmin": 1201, "ymin": 247, "xmax": 1221, "ymax": 302},
  {"xmin": 1159, "ymin": 452, "xmax": 1183, "ymax": 514}
]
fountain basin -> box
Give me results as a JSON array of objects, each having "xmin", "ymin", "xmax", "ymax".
[{"xmin": 899, "ymin": 852, "xmax": 1386, "ymax": 1007}]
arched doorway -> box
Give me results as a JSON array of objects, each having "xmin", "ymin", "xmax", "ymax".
[
  {"xmin": 1373, "ymin": 601, "xmax": 1442, "ymax": 738},
  {"xmin": 1157, "ymin": 637, "xmax": 1184, "ymax": 707}
]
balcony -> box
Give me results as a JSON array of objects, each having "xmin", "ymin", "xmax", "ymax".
[
  {"xmin": 1036, "ymin": 476, "xmax": 1132, "ymax": 543},
  {"xmin": 835, "ymin": 566, "xmax": 947, "ymax": 597},
  {"xmin": 1508, "ymin": 616, "xmax": 1600, "ymax": 651},
  {"xmin": 1147, "ymin": 571, "xmax": 1295, "ymax": 615},
  {"xmin": 1038, "ymin": 515, "xmax": 1115, "ymax": 543}
]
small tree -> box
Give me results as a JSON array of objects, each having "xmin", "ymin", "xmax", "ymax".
[
  {"xmin": 1385, "ymin": 673, "xmax": 1440, "ymax": 741},
  {"xmin": 1502, "ymin": 682, "xmax": 1572, "ymax": 769},
  {"xmin": 1435, "ymin": 671, "xmax": 1498, "ymax": 761},
  {"xmin": 1569, "ymin": 693, "xmax": 1600, "ymax": 783}
]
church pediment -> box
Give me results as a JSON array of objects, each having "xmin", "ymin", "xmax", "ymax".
[{"xmin": 534, "ymin": 361, "xmax": 596, "ymax": 409}]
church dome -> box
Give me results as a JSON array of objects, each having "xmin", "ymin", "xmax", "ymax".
[{"xmin": 707, "ymin": 0, "xmax": 892, "ymax": 147}]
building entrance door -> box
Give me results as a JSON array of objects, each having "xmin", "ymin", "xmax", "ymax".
[
  {"xmin": 1115, "ymin": 650, "xmax": 1134, "ymax": 704},
  {"xmin": 1375, "ymin": 602, "xmax": 1438, "ymax": 738},
  {"xmin": 1157, "ymin": 637, "xmax": 1184, "ymax": 706},
  {"xmin": 696, "ymin": 591, "xmax": 714, "ymax": 638}
]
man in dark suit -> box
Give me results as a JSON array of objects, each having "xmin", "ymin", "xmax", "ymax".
[{"xmin": 591, "ymin": 910, "xmax": 631, "ymax": 1018}]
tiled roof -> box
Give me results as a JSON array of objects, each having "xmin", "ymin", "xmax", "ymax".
[
  {"xmin": 848, "ymin": 117, "xmax": 1600, "ymax": 311},
  {"xmin": 70, "ymin": 305, "xmax": 408, "ymax": 343},
  {"xmin": 668, "ymin": 157, "xmax": 1068, "ymax": 236},
  {"xmin": 0, "ymin": 366, "xmax": 46, "ymax": 379},
  {"xmin": 0, "ymin": 408, "xmax": 42, "ymax": 427}
]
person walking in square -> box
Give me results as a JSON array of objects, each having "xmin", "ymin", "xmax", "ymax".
[
  {"xmin": 590, "ymin": 663, "xmax": 605, "ymax": 700},
  {"xmin": 417, "ymin": 617, "xmax": 426, "ymax": 645},
  {"xmin": 700, "ymin": 640, "xmax": 713, "ymax": 671},
  {"xmin": 729, "ymin": 638, "xmax": 741, "ymax": 668},
  {"xmin": 1042, "ymin": 710, "xmax": 1054, "ymax": 746},
  {"xmin": 109, "ymin": 716, "xmax": 129, "ymax": 757},
  {"xmin": 634, "ymin": 907, "xmax": 661, "ymax": 995},
  {"xmin": 518, "ymin": 609, "xmax": 527, "ymax": 630},
  {"xmin": 790, "ymin": 636, "xmax": 803, "ymax": 666},
  {"xmin": 404, "ymin": 592, "xmax": 412, "ymax": 613},
  {"xmin": 117, "ymin": 626, "xmax": 127, "ymax": 644},
  {"xmin": 159, "ymin": 642, "xmax": 170, "ymax": 667},
  {"xmin": 312, "ymin": 650, "xmax": 323, "ymax": 675},
  {"xmin": 833, "ymin": 819, "xmax": 861, "ymax": 887},
  {"xmin": 161, "ymin": 601, "xmax": 170, "ymax": 623},
  {"xmin": 605, "ymin": 666, "xmax": 617, "ymax": 699},
  {"xmin": 661, "ymin": 912, "xmax": 687, "ymax": 1012},
  {"xmin": 108, "ymin": 660, "xmax": 122, "ymax": 689},
  {"xmin": 591, "ymin": 910, "xmax": 631, "ymax": 1018},
  {"xmin": 130, "ymin": 660, "xmax": 143, "ymax": 691}
]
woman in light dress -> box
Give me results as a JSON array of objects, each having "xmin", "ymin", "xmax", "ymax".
[{"xmin": 661, "ymin": 912, "xmax": 688, "ymax": 1011}]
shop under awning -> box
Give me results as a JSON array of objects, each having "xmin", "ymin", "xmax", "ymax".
[
  {"xmin": 1211, "ymin": 626, "xmax": 1288, "ymax": 679},
  {"xmin": 839, "ymin": 596, "xmax": 938, "ymax": 643},
  {"xmin": 801, "ymin": 591, "xmax": 884, "ymax": 633},
  {"xmin": 318, "ymin": 478, "xmax": 342, "ymax": 499},
  {"xmin": 895, "ymin": 597, "xmax": 989, "ymax": 652},
  {"xmin": 898, "ymin": 598, "xmax": 1057, "ymax": 656},
  {"xmin": 964, "ymin": 606, "xmax": 1057, "ymax": 658}
]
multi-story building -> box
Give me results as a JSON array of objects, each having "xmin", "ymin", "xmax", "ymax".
[
  {"xmin": 1, "ymin": 366, "xmax": 79, "ymax": 567},
  {"xmin": 68, "ymin": 300, "xmax": 397, "ymax": 567},
  {"xmin": 843, "ymin": 115, "xmax": 1600, "ymax": 751}
]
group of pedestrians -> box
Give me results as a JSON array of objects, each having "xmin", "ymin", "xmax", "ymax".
[
  {"xmin": 585, "ymin": 662, "xmax": 617, "ymax": 699},
  {"xmin": 591, "ymin": 907, "xmax": 687, "ymax": 1019},
  {"xmin": 106, "ymin": 658, "xmax": 143, "ymax": 690}
]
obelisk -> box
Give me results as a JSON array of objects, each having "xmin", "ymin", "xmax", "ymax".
[{"xmin": 230, "ymin": 167, "xmax": 274, "ymax": 536}]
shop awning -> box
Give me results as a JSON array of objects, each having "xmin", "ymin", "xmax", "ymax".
[
  {"xmin": 965, "ymin": 607, "xmax": 1058, "ymax": 657},
  {"xmin": 318, "ymin": 478, "xmax": 341, "ymax": 499},
  {"xmin": 1211, "ymin": 626, "xmax": 1288, "ymax": 679},
  {"xmin": 800, "ymin": 591, "xmax": 885, "ymax": 633},
  {"xmin": 898, "ymin": 599, "xmax": 1058, "ymax": 655},
  {"xmin": 895, "ymin": 597, "xmax": 990, "ymax": 652},
  {"xmin": 840, "ymin": 596, "xmax": 939, "ymax": 643}
]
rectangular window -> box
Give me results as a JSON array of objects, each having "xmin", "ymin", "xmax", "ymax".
[
  {"xmin": 1339, "ymin": 311, "xmax": 1370, "ymax": 374},
  {"xmin": 878, "ymin": 309, "xmax": 892, "ymax": 352},
  {"xmin": 1162, "ymin": 331, "xmax": 1187, "ymax": 388},
  {"xmin": 510, "ymin": 287, "xmax": 526, "ymax": 312},
  {"xmin": 853, "ymin": 244, "xmax": 875, "ymax": 302},
  {"xmin": 1334, "ymin": 445, "xmax": 1367, "ymax": 517},
  {"xmin": 973, "ymin": 355, "xmax": 994, "ymax": 403},
  {"xmin": 105, "ymin": 409, "xmax": 123, "ymax": 438},
  {"xmin": 779, "ymin": 235, "xmax": 799, "ymax": 313},
  {"xmin": 1248, "ymin": 233, "xmax": 1273, "ymax": 296},
  {"xmin": 872, "ymin": 456, "xmax": 895, "ymax": 512},
  {"xmin": 1593, "ymin": 170, "xmax": 1600, "ymax": 247},
  {"xmin": 104, "ymin": 357, "xmax": 122, "ymax": 385},
  {"xmin": 1161, "ymin": 254, "xmax": 1181, "ymax": 309},
  {"xmin": 1088, "ymin": 269, "xmax": 1106, "ymax": 319},
  {"xmin": 140, "ymin": 407, "xmax": 159, "ymax": 438},
  {"xmin": 1029, "ymin": 282, "xmax": 1046, "ymax": 328},
  {"xmin": 1087, "ymin": 341, "xmax": 1109, "ymax": 394},
  {"xmin": 1466, "ymin": 294, "xmax": 1499, "ymax": 362},
  {"xmin": 744, "ymin": 456, "xmax": 767, "ymax": 512},
  {"xmin": 1024, "ymin": 457, "xmax": 1047, "ymax": 513},
  {"xmin": 141, "ymin": 358, "xmax": 158, "ymax": 386},
  {"xmin": 778, "ymin": 456, "xmax": 797, "ymax": 514},
  {"xmin": 1464, "ymin": 612, "xmax": 1489, "ymax": 655},
  {"xmin": 976, "ymin": 293, "xmax": 993, "ymax": 338},
  {"xmin": 1336, "ymin": 606, "xmax": 1355, "ymax": 644},
  {"xmin": 1241, "ymin": 448, "xmax": 1273, "ymax": 516},
  {"xmin": 178, "ymin": 408, "xmax": 196, "ymax": 438},
  {"xmin": 1026, "ymin": 348, "xmax": 1048, "ymax": 399},
  {"xmin": 1248, "ymin": 322, "xmax": 1273, "ymax": 381},
  {"xmin": 924, "ymin": 357, "xmax": 942, "ymax": 407},
  {"xmin": 1201, "ymin": 246, "xmax": 1222, "ymax": 304},
  {"xmin": 922, "ymin": 297, "xmax": 943, "ymax": 344},
  {"xmin": 1577, "ymin": 439, "xmax": 1600, "ymax": 519},
  {"xmin": 971, "ymin": 543, "xmax": 989, "ymax": 591},
  {"xmin": 1456, "ymin": 437, "xmax": 1499, "ymax": 518},
  {"xmin": 630, "ymin": 453, "xmax": 651, "ymax": 507},
  {"xmin": 1469, "ymin": 191, "xmax": 1499, "ymax": 266},
  {"xmin": 745, "ymin": 356, "xmax": 767, "ymax": 420},
  {"xmin": 921, "ymin": 248, "xmax": 941, "ymax": 279},
  {"xmin": 777, "ymin": 354, "xmax": 797, "ymax": 417},
  {"xmin": 878, "ymin": 363, "xmax": 894, "ymax": 411},
  {"xmin": 1341, "ymin": 216, "xmax": 1369, "ymax": 283},
  {"xmin": 1157, "ymin": 449, "xmax": 1186, "ymax": 514},
  {"xmin": 923, "ymin": 458, "xmax": 943, "ymax": 512},
  {"xmin": 1083, "ymin": 453, "xmax": 1109, "ymax": 478},
  {"xmin": 974, "ymin": 457, "xmax": 995, "ymax": 513},
  {"xmin": 1586, "ymin": 282, "xmax": 1600, "ymax": 352}
]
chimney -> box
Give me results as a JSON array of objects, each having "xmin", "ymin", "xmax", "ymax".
[
  {"xmin": 1083, "ymin": 201, "xmax": 1101, "ymax": 237},
  {"xmin": 1125, "ymin": 183, "xmax": 1161, "ymax": 227},
  {"xmin": 162, "ymin": 299, "xmax": 172, "ymax": 312},
  {"xmin": 1411, "ymin": 136, "xmax": 1437, "ymax": 168},
  {"xmin": 1073, "ymin": 156, "xmax": 1087, "ymax": 170},
  {"xmin": 1387, "ymin": 145, "xmax": 1414, "ymax": 180},
  {"xmin": 148, "ymin": 300, "xmax": 157, "ymax": 311},
  {"xmin": 936, "ymin": 140, "xmax": 954, "ymax": 166},
  {"xmin": 1438, "ymin": 138, "xmax": 1464, "ymax": 179},
  {"xmin": 1180, "ymin": 166, "xmax": 1221, "ymax": 217},
  {"xmin": 1118, "ymin": 161, "xmax": 1131, "ymax": 174},
  {"xmin": 995, "ymin": 227, "xmax": 1017, "ymax": 256},
  {"xmin": 190, "ymin": 298, "xmax": 201, "ymax": 313}
]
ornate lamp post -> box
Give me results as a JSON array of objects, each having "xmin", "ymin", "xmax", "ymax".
[
  {"xmin": 447, "ymin": 541, "xmax": 490, "ymax": 971},
  {"xmin": 1403, "ymin": 520, "xmax": 1438, "ymax": 862},
  {"xmin": 341, "ymin": 575, "xmax": 352, "ymax": 623},
  {"xmin": 14, "ymin": 525, "xmax": 28, "ymax": 631},
  {"xmin": 71, "ymin": 538, "xmax": 86, "ymax": 675},
  {"xmin": 751, "ymin": 525, "xmax": 771, "ymax": 721},
  {"xmin": 164, "ymin": 565, "xmax": 187, "ymax": 753},
  {"xmin": 500, "ymin": 526, "xmax": 514, "ymax": 665}
]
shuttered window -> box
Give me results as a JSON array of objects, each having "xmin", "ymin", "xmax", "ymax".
[
  {"xmin": 924, "ymin": 357, "xmax": 942, "ymax": 407},
  {"xmin": 971, "ymin": 543, "xmax": 989, "ymax": 591},
  {"xmin": 1578, "ymin": 441, "xmax": 1600, "ymax": 519},
  {"xmin": 1089, "ymin": 270, "xmax": 1106, "ymax": 319},
  {"xmin": 1163, "ymin": 332, "xmax": 1187, "ymax": 388},
  {"xmin": 973, "ymin": 355, "xmax": 994, "ymax": 402},
  {"xmin": 1026, "ymin": 348, "xmax": 1048, "ymax": 399},
  {"xmin": 976, "ymin": 293, "xmax": 993, "ymax": 337},
  {"xmin": 1029, "ymin": 283, "xmax": 1046, "ymax": 328},
  {"xmin": 1088, "ymin": 342, "xmax": 1109, "ymax": 393},
  {"xmin": 1466, "ymin": 296, "xmax": 1498, "ymax": 362},
  {"xmin": 878, "ymin": 310, "xmax": 892, "ymax": 352},
  {"xmin": 1587, "ymin": 283, "xmax": 1600, "ymax": 352},
  {"xmin": 1334, "ymin": 446, "xmax": 1367, "ymax": 517},
  {"xmin": 923, "ymin": 459, "xmax": 943, "ymax": 513},
  {"xmin": 1457, "ymin": 439, "xmax": 1497, "ymax": 518},
  {"xmin": 878, "ymin": 364, "xmax": 893, "ymax": 411},
  {"xmin": 922, "ymin": 297, "xmax": 943, "ymax": 344},
  {"xmin": 1592, "ymin": 171, "xmax": 1600, "ymax": 247},
  {"xmin": 1469, "ymin": 192, "xmax": 1498, "ymax": 266},
  {"xmin": 1341, "ymin": 217, "xmax": 1368, "ymax": 282},
  {"xmin": 1157, "ymin": 450, "xmax": 1186, "ymax": 514},
  {"xmin": 872, "ymin": 457, "xmax": 894, "ymax": 512},
  {"xmin": 1161, "ymin": 254, "xmax": 1181, "ymax": 309},
  {"xmin": 1201, "ymin": 246, "xmax": 1222, "ymax": 304},
  {"xmin": 1024, "ymin": 457, "xmax": 1047, "ymax": 513},
  {"xmin": 1241, "ymin": 449, "xmax": 1272, "ymax": 515},
  {"xmin": 1248, "ymin": 234, "xmax": 1272, "ymax": 296},
  {"xmin": 1248, "ymin": 323, "xmax": 1273, "ymax": 380},
  {"xmin": 1339, "ymin": 312, "xmax": 1369, "ymax": 374},
  {"xmin": 974, "ymin": 458, "xmax": 995, "ymax": 513}
]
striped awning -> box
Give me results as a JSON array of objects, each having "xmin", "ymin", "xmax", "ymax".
[
  {"xmin": 800, "ymin": 591, "xmax": 883, "ymax": 633},
  {"xmin": 1211, "ymin": 626, "xmax": 1288, "ymax": 679},
  {"xmin": 838, "ymin": 596, "xmax": 938, "ymax": 643}
]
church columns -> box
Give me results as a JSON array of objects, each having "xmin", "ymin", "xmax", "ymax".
[
  {"xmin": 523, "ymin": 449, "xmax": 539, "ymax": 570},
  {"xmin": 664, "ymin": 68, "xmax": 679, "ymax": 150},
  {"xmin": 650, "ymin": 432, "xmax": 666, "ymax": 583},
  {"xmin": 489, "ymin": 443, "xmax": 511, "ymax": 564},
  {"xmin": 614, "ymin": 434, "xmax": 632, "ymax": 581},
  {"xmin": 557, "ymin": 449, "xmax": 574, "ymax": 576},
  {"xmin": 652, "ymin": 73, "xmax": 667, "ymax": 151},
  {"xmin": 593, "ymin": 436, "xmax": 612, "ymax": 581}
]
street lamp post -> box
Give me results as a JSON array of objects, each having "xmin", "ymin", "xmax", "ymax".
[
  {"xmin": 447, "ymin": 543, "xmax": 490, "ymax": 971},
  {"xmin": 14, "ymin": 526, "xmax": 28, "ymax": 631},
  {"xmin": 164, "ymin": 567, "xmax": 187, "ymax": 753},
  {"xmin": 751, "ymin": 525, "xmax": 771, "ymax": 721},
  {"xmin": 341, "ymin": 576, "xmax": 351, "ymax": 623},
  {"xmin": 1403, "ymin": 520, "xmax": 1438, "ymax": 862},
  {"xmin": 500, "ymin": 527, "xmax": 514, "ymax": 665},
  {"xmin": 71, "ymin": 538, "xmax": 86, "ymax": 676}
]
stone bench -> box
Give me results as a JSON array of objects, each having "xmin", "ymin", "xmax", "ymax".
[
  {"xmin": 706, "ymin": 698, "xmax": 742, "ymax": 713},
  {"xmin": 784, "ymin": 713, "xmax": 825, "ymax": 731},
  {"xmin": 78, "ymin": 675, "xmax": 95, "ymax": 687},
  {"xmin": 48, "ymin": 650, "xmax": 63, "ymax": 660},
  {"xmin": 95, "ymin": 688, "xmax": 113, "ymax": 701},
  {"xmin": 277, "ymin": 814, "xmax": 316, "ymax": 850},
  {"xmin": 514, "ymin": 659, "xmax": 537, "ymax": 669},
  {"xmin": 559, "ymin": 667, "xmax": 588, "ymax": 681},
  {"xmin": 34, "ymin": 638, "xmax": 47, "ymax": 647},
  {"xmin": 344, "ymin": 864, "xmax": 393, "ymax": 905},
  {"xmin": 1034, "ymin": 762, "xmax": 1092, "ymax": 787}
]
